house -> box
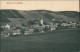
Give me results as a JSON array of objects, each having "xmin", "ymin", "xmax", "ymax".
[
  {"xmin": 50, "ymin": 25, "xmax": 57, "ymax": 31},
  {"xmin": 24, "ymin": 31, "xmax": 30, "ymax": 35},
  {"xmin": 61, "ymin": 22, "xmax": 78, "ymax": 29},
  {"xmin": 13, "ymin": 30, "xmax": 21, "ymax": 35},
  {"xmin": 0, "ymin": 23, "xmax": 10, "ymax": 29},
  {"xmin": 45, "ymin": 25, "xmax": 50, "ymax": 28},
  {"xmin": 0, "ymin": 26, "xmax": 5, "ymax": 28},
  {"xmin": 38, "ymin": 26, "xmax": 45, "ymax": 30},
  {"xmin": 1, "ymin": 29, "xmax": 13, "ymax": 37},
  {"xmin": 70, "ymin": 22, "xmax": 77, "ymax": 28},
  {"xmin": 30, "ymin": 25, "xmax": 39, "ymax": 29},
  {"xmin": 71, "ymin": 22, "xmax": 76, "ymax": 26},
  {"xmin": 28, "ymin": 29, "xmax": 34, "ymax": 33},
  {"xmin": 49, "ymin": 23, "xmax": 57, "ymax": 31},
  {"xmin": 1, "ymin": 31, "xmax": 6, "ymax": 36},
  {"xmin": 61, "ymin": 23, "xmax": 71, "ymax": 26},
  {"xmin": 5, "ymin": 24, "xmax": 10, "ymax": 29}
]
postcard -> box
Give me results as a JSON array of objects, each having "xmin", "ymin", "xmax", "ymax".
[{"xmin": 0, "ymin": 0, "xmax": 80, "ymax": 52}]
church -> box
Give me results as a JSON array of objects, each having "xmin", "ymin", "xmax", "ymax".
[{"xmin": 40, "ymin": 18, "xmax": 44, "ymax": 26}]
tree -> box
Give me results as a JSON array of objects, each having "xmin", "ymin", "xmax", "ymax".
[
  {"xmin": 28, "ymin": 20, "xmax": 40, "ymax": 26},
  {"xmin": 28, "ymin": 21, "xmax": 34, "ymax": 26},
  {"xmin": 0, "ymin": 28, "xmax": 3, "ymax": 34},
  {"xmin": 21, "ymin": 23, "xmax": 26, "ymax": 27},
  {"xmin": 34, "ymin": 28, "xmax": 39, "ymax": 33},
  {"xmin": 20, "ymin": 28, "xmax": 25, "ymax": 35},
  {"xmin": 56, "ymin": 23, "xmax": 62, "ymax": 29}
]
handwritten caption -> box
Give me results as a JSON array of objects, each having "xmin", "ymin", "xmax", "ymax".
[{"xmin": 7, "ymin": 2, "xmax": 23, "ymax": 4}]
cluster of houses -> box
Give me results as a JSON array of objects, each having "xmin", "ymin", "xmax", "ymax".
[{"xmin": 0, "ymin": 18, "xmax": 80, "ymax": 37}]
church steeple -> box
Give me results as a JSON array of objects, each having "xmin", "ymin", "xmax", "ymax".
[{"xmin": 40, "ymin": 18, "xmax": 44, "ymax": 25}]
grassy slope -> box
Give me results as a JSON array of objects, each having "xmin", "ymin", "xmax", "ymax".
[
  {"xmin": 0, "ymin": 10, "xmax": 79, "ymax": 25},
  {"xmin": 1, "ymin": 30, "xmax": 80, "ymax": 52},
  {"xmin": 0, "ymin": 10, "xmax": 24, "ymax": 22},
  {"xmin": 18, "ymin": 10, "xmax": 80, "ymax": 23},
  {"xmin": 56, "ymin": 11, "xmax": 80, "ymax": 22}
]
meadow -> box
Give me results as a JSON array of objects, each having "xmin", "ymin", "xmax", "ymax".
[{"xmin": 1, "ymin": 29, "xmax": 80, "ymax": 52}]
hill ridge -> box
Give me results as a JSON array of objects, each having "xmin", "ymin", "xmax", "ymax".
[{"xmin": 0, "ymin": 9, "xmax": 79, "ymax": 26}]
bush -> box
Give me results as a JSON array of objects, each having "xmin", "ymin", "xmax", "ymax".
[
  {"xmin": 43, "ymin": 26, "xmax": 49, "ymax": 32},
  {"xmin": 34, "ymin": 29, "xmax": 39, "ymax": 33}
]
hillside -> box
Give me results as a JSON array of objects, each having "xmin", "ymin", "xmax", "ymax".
[
  {"xmin": 0, "ymin": 9, "xmax": 25, "ymax": 22},
  {"xmin": 0, "ymin": 9, "xmax": 80, "ymax": 26}
]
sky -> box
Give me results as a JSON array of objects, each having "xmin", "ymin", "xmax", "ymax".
[{"xmin": 0, "ymin": 0, "xmax": 79, "ymax": 11}]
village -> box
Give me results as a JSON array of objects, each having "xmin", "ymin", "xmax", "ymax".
[{"xmin": 0, "ymin": 18, "xmax": 80, "ymax": 37}]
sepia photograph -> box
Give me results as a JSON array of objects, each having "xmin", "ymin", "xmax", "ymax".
[{"xmin": 0, "ymin": 0, "xmax": 80, "ymax": 52}]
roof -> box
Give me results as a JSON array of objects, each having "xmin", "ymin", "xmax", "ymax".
[{"xmin": 13, "ymin": 30, "xmax": 20, "ymax": 33}]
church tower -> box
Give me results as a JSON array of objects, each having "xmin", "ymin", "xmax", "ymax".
[{"xmin": 40, "ymin": 18, "xmax": 44, "ymax": 25}]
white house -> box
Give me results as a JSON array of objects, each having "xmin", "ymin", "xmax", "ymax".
[
  {"xmin": 61, "ymin": 23, "xmax": 71, "ymax": 26},
  {"xmin": 24, "ymin": 31, "xmax": 30, "ymax": 35},
  {"xmin": 13, "ymin": 30, "xmax": 21, "ymax": 35},
  {"xmin": 5, "ymin": 24, "xmax": 10, "ymax": 29},
  {"xmin": 50, "ymin": 25, "xmax": 57, "ymax": 31},
  {"xmin": 29, "ymin": 29, "xmax": 34, "ymax": 33}
]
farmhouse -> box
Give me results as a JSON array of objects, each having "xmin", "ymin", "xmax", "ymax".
[
  {"xmin": 0, "ymin": 23, "xmax": 11, "ymax": 29},
  {"xmin": 5, "ymin": 24, "xmax": 10, "ymax": 29}
]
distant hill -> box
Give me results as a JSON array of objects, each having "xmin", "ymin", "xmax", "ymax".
[{"xmin": 0, "ymin": 9, "xmax": 80, "ymax": 26}]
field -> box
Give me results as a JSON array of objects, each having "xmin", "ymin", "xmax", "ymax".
[{"xmin": 1, "ymin": 29, "xmax": 80, "ymax": 52}]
